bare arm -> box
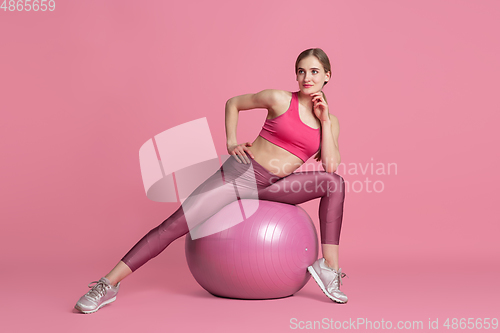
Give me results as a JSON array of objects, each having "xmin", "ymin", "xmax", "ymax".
[
  {"xmin": 311, "ymin": 92, "xmax": 341, "ymax": 173},
  {"xmin": 225, "ymin": 89, "xmax": 281, "ymax": 146},
  {"xmin": 320, "ymin": 114, "xmax": 341, "ymax": 173},
  {"xmin": 226, "ymin": 89, "xmax": 287, "ymax": 163}
]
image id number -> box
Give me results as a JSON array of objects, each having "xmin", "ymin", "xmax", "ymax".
[{"xmin": 1, "ymin": 0, "xmax": 56, "ymax": 11}]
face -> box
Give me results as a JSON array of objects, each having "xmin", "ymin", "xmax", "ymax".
[{"xmin": 296, "ymin": 55, "xmax": 331, "ymax": 94}]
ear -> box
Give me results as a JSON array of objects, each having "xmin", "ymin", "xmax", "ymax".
[{"xmin": 325, "ymin": 71, "xmax": 331, "ymax": 82}]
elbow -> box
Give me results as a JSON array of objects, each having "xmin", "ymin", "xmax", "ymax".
[
  {"xmin": 323, "ymin": 162, "xmax": 337, "ymax": 174},
  {"xmin": 323, "ymin": 159, "xmax": 340, "ymax": 173},
  {"xmin": 225, "ymin": 98, "xmax": 239, "ymax": 114}
]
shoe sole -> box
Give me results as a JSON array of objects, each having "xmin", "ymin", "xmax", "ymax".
[
  {"xmin": 75, "ymin": 296, "xmax": 117, "ymax": 314},
  {"xmin": 307, "ymin": 266, "xmax": 348, "ymax": 304}
]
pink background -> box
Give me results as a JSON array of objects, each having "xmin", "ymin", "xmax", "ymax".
[{"xmin": 1, "ymin": 0, "xmax": 499, "ymax": 332}]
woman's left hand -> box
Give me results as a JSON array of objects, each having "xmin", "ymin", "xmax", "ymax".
[{"xmin": 311, "ymin": 92, "xmax": 329, "ymax": 122}]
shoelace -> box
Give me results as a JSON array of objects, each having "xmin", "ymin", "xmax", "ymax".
[
  {"xmin": 86, "ymin": 280, "xmax": 108, "ymax": 300},
  {"xmin": 326, "ymin": 270, "xmax": 348, "ymax": 291}
]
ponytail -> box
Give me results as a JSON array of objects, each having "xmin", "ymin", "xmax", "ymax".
[
  {"xmin": 321, "ymin": 91, "xmax": 328, "ymax": 103},
  {"xmin": 313, "ymin": 91, "xmax": 328, "ymax": 162}
]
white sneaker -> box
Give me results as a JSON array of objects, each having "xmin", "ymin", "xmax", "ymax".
[
  {"xmin": 308, "ymin": 258, "xmax": 348, "ymax": 303},
  {"xmin": 75, "ymin": 277, "xmax": 120, "ymax": 314}
]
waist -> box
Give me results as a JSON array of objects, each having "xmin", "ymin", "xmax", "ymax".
[
  {"xmin": 242, "ymin": 151, "xmax": 280, "ymax": 178},
  {"xmin": 246, "ymin": 136, "xmax": 305, "ymax": 177},
  {"xmin": 221, "ymin": 151, "xmax": 283, "ymax": 189}
]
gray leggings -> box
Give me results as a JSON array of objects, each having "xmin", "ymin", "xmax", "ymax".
[{"xmin": 121, "ymin": 153, "xmax": 345, "ymax": 272}]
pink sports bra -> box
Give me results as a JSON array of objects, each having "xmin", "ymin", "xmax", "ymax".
[{"xmin": 258, "ymin": 92, "xmax": 321, "ymax": 162}]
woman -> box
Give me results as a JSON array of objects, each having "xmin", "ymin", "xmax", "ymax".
[{"xmin": 75, "ymin": 48, "xmax": 348, "ymax": 314}]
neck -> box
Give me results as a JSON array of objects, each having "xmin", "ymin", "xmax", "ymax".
[{"xmin": 297, "ymin": 91, "xmax": 314, "ymax": 112}]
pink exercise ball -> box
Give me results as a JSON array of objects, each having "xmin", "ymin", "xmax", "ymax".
[{"xmin": 185, "ymin": 199, "xmax": 319, "ymax": 299}]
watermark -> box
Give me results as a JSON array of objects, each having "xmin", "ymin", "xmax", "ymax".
[
  {"xmin": 267, "ymin": 174, "xmax": 344, "ymax": 197},
  {"xmin": 269, "ymin": 157, "xmax": 397, "ymax": 176},
  {"xmin": 138, "ymin": 117, "xmax": 398, "ymax": 239},
  {"xmin": 289, "ymin": 317, "xmax": 499, "ymax": 330},
  {"xmin": 268, "ymin": 157, "xmax": 397, "ymax": 194},
  {"xmin": 290, "ymin": 317, "xmax": 423, "ymax": 330},
  {"xmin": 1, "ymin": 0, "xmax": 56, "ymax": 11}
]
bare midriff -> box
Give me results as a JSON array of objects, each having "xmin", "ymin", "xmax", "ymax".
[{"xmin": 247, "ymin": 135, "xmax": 306, "ymax": 178}]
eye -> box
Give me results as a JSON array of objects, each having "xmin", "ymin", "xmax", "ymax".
[
  {"xmin": 312, "ymin": 70, "xmax": 319, "ymax": 74},
  {"xmin": 298, "ymin": 70, "xmax": 304, "ymax": 74}
]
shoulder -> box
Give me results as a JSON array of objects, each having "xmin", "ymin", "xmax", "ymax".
[
  {"xmin": 256, "ymin": 89, "xmax": 294, "ymax": 116},
  {"xmin": 327, "ymin": 114, "xmax": 340, "ymax": 138},
  {"xmin": 254, "ymin": 89, "xmax": 291, "ymax": 107},
  {"xmin": 227, "ymin": 89, "xmax": 290, "ymax": 111},
  {"xmin": 328, "ymin": 113, "xmax": 339, "ymax": 125}
]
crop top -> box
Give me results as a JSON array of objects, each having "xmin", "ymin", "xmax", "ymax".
[{"xmin": 258, "ymin": 91, "xmax": 321, "ymax": 162}]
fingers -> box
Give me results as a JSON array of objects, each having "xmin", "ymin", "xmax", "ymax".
[
  {"xmin": 311, "ymin": 93, "xmax": 324, "ymax": 103},
  {"xmin": 231, "ymin": 144, "xmax": 252, "ymax": 164},
  {"xmin": 241, "ymin": 150, "xmax": 251, "ymax": 164},
  {"xmin": 231, "ymin": 152, "xmax": 243, "ymax": 163},
  {"xmin": 310, "ymin": 92, "xmax": 323, "ymax": 99},
  {"xmin": 244, "ymin": 142, "xmax": 255, "ymax": 159},
  {"xmin": 311, "ymin": 94, "xmax": 328, "ymax": 111},
  {"xmin": 311, "ymin": 96, "xmax": 324, "ymax": 109},
  {"xmin": 312, "ymin": 99, "xmax": 326, "ymax": 109}
]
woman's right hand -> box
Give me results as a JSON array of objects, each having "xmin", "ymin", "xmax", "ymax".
[{"xmin": 227, "ymin": 142, "xmax": 255, "ymax": 164}]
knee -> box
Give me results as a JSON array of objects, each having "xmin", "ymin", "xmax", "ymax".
[{"xmin": 322, "ymin": 172, "xmax": 345, "ymax": 194}]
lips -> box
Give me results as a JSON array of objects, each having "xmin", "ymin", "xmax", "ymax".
[{"xmin": 303, "ymin": 84, "xmax": 313, "ymax": 88}]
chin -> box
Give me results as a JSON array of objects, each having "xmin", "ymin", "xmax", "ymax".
[{"xmin": 301, "ymin": 86, "xmax": 320, "ymax": 94}]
